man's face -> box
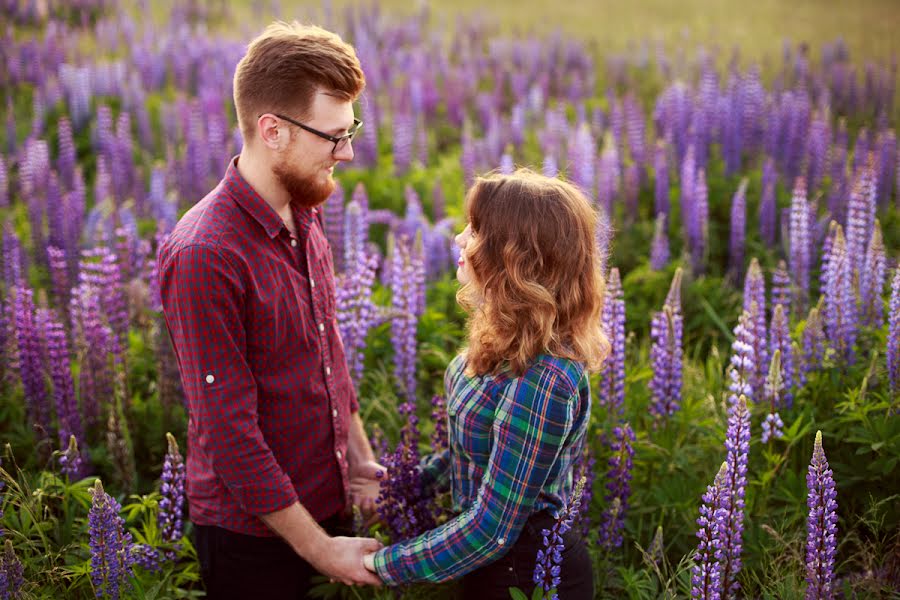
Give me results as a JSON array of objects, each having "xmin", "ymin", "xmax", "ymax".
[{"xmin": 272, "ymin": 91, "xmax": 356, "ymax": 208}]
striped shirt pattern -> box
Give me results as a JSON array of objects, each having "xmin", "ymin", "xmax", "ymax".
[
  {"xmin": 374, "ymin": 352, "xmax": 591, "ymax": 584},
  {"xmin": 158, "ymin": 157, "xmax": 358, "ymax": 536}
]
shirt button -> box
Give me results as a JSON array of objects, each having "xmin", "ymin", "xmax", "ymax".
[
  {"xmin": 318, "ymin": 323, "xmax": 325, "ymax": 332},
  {"xmin": 205, "ymin": 374, "xmax": 215, "ymax": 384},
  {"xmin": 310, "ymin": 278, "xmax": 315, "ymax": 288},
  {"xmin": 291, "ymin": 239, "xmax": 297, "ymax": 247},
  {"xmin": 325, "ymin": 366, "xmax": 331, "ymax": 376},
  {"xmin": 332, "ymin": 408, "xmax": 338, "ymax": 418},
  {"xmin": 336, "ymin": 450, "xmax": 342, "ymax": 460},
  {"xmin": 497, "ymin": 538, "xmax": 505, "ymax": 546}
]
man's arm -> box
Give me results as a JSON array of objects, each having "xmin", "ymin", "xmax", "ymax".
[
  {"xmin": 261, "ymin": 502, "xmax": 382, "ymax": 586},
  {"xmin": 159, "ymin": 244, "xmax": 379, "ymax": 585}
]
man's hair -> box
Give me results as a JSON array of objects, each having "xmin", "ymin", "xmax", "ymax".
[
  {"xmin": 458, "ymin": 168, "xmax": 611, "ymax": 377},
  {"xmin": 233, "ymin": 21, "xmax": 365, "ymax": 143}
]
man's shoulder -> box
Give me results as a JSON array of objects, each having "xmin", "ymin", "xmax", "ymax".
[{"xmin": 162, "ymin": 187, "xmax": 243, "ymax": 257}]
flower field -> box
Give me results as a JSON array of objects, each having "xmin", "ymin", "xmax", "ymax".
[{"xmin": 1, "ymin": 0, "xmax": 899, "ymax": 598}]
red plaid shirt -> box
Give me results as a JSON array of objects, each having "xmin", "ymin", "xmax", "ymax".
[{"xmin": 158, "ymin": 157, "xmax": 358, "ymax": 536}]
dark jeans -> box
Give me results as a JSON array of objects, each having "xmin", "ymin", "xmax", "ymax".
[
  {"xmin": 458, "ymin": 511, "xmax": 594, "ymax": 600},
  {"xmin": 194, "ymin": 514, "xmax": 349, "ymax": 600}
]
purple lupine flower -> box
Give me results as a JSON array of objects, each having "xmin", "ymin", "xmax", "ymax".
[
  {"xmin": 0, "ymin": 155, "xmax": 7, "ymax": 208},
  {"xmin": 388, "ymin": 233, "xmax": 424, "ymax": 406},
  {"xmin": 89, "ymin": 479, "xmax": 135, "ymax": 600},
  {"xmin": 806, "ymin": 431, "xmax": 838, "ymax": 600},
  {"xmin": 542, "ymin": 153, "xmax": 559, "ymax": 178},
  {"xmin": 13, "ymin": 284, "xmax": 52, "ymax": 439},
  {"xmin": 852, "ymin": 129, "xmax": 870, "ymax": 175},
  {"xmin": 568, "ymin": 122, "xmax": 595, "ymax": 196},
  {"xmin": 827, "ymin": 142, "xmax": 849, "ymax": 225},
  {"xmin": 0, "ymin": 539, "xmax": 24, "ymax": 600},
  {"xmin": 44, "ymin": 307, "xmax": 83, "ymax": 454},
  {"xmin": 769, "ymin": 304, "xmax": 794, "ymax": 406},
  {"xmin": 691, "ymin": 167, "xmax": 709, "ymax": 274},
  {"xmin": 375, "ymin": 419, "xmax": 436, "ymax": 541},
  {"xmin": 691, "ymin": 461, "xmax": 728, "ymax": 600},
  {"xmin": 718, "ymin": 396, "xmax": 751, "ymax": 598},
  {"xmin": 805, "ymin": 111, "xmax": 831, "ymax": 194},
  {"xmin": 70, "ymin": 282, "xmax": 115, "ymax": 429},
  {"xmin": 461, "ymin": 120, "xmax": 477, "ymax": 188},
  {"xmin": 875, "ymin": 129, "xmax": 896, "ymax": 209},
  {"xmin": 729, "ymin": 179, "xmax": 748, "ymax": 279},
  {"xmin": 649, "ymin": 269, "xmax": 684, "ymax": 422},
  {"xmin": 727, "ymin": 311, "xmax": 756, "ymax": 406},
  {"xmin": 822, "ymin": 226, "xmax": 857, "ymax": 364},
  {"xmin": 789, "ymin": 177, "xmax": 812, "ymax": 310},
  {"xmin": 392, "ymin": 108, "xmax": 415, "ymax": 175},
  {"xmin": 742, "ymin": 259, "xmax": 768, "ymax": 401},
  {"xmin": 653, "ymin": 140, "xmax": 669, "ymax": 219},
  {"xmin": 58, "ymin": 434, "xmax": 84, "ymax": 480},
  {"xmin": 499, "ymin": 149, "xmax": 514, "ymax": 175},
  {"xmin": 887, "ymin": 267, "xmax": 900, "ymax": 394},
  {"xmin": 534, "ymin": 475, "xmax": 587, "ymax": 599},
  {"xmin": 598, "ymin": 424, "xmax": 635, "ymax": 550},
  {"xmin": 429, "ymin": 395, "xmax": 448, "ymax": 452},
  {"xmin": 800, "ymin": 302, "xmax": 826, "ymax": 386},
  {"xmin": 650, "ymin": 213, "xmax": 670, "ymax": 271},
  {"xmin": 761, "ymin": 350, "xmax": 786, "ymax": 443},
  {"xmin": 597, "ymin": 268, "xmax": 625, "ymax": 413},
  {"xmin": 78, "ymin": 246, "xmax": 128, "ymax": 357},
  {"xmin": 158, "ymin": 433, "xmax": 186, "ymax": 543},
  {"xmin": 844, "ymin": 164, "xmax": 876, "ymax": 283},
  {"xmin": 323, "ymin": 185, "xmax": 345, "ymax": 273},
  {"xmin": 759, "ymin": 157, "xmax": 777, "ymax": 247},
  {"xmin": 859, "ymin": 221, "xmax": 886, "ymax": 328},
  {"xmin": 771, "ymin": 260, "xmax": 792, "ymax": 320},
  {"xmin": 47, "ymin": 246, "xmax": 70, "ymax": 316},
  {"xmin": 596, "ymin": 133, "xmax": 619, "ymax": 218}
]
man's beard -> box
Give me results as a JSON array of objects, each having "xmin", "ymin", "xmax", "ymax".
[{"xmin": 272, "ymin": 161, "xmax": 335, "ymax": 208}]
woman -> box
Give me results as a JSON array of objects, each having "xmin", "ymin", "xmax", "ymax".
[{"xmin": 363, "ymin": 169, "xmax": 609, "ymax": 599}]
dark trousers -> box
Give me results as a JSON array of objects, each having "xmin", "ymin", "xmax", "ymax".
[
  {"xmin": 194, "ymin": 514, "xmax": 349, "ymax": 600},
  {"xmin": 458, "ymin": 511, "xmax": 594, "ymax": 600}
]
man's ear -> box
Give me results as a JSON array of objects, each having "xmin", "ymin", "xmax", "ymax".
[{"xmin": 258, "ymin": 114, "xmax": 284, "ymax": 150}]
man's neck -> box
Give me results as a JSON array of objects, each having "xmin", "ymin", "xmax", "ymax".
[{"xmin": 235, "ymin": 150, "xmax": 291, "ymax": 217}]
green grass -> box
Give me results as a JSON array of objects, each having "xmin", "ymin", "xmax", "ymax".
[{"xmin": 208, "ymin": 0, "xmax": 900, "ymax": 64}]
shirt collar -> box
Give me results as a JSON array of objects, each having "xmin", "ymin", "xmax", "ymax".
[{"xmin": 224, "ymin": 156, "xmax": 316, "ymax": 239}]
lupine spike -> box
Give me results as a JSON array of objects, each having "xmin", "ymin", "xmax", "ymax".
[
  {"xmin": 650, "ymin": 212, "xmax": 670, "ymax": 270},
  {"xmin": 789, "ymin": 177, "xmax": 811, "ymax": 311},
  {"xmin": 158, "ymin": 432, "xmax": 186, "ymax": 543},
  {"xmin": 859, "ymin": 221, "xmax": 886, "ymax": 328},
  {"xmin": 691, "ymin": 461, "xmax": 728, "ymax": 600},
  {"xmin": 742, "ymin": 259, "xmax": 768, "ymax": 399},
  {"xmin": 805, "ymin": 431, "xmax": 838, "ymax": 599},
  {"xmin": 598, "ymin": 268, "xmax": 625, "ymax": 413},
  {"xmin": 729, "ymin": 178, "xmax": 748, "ymax": 279},
  {"xmin": 719, "ymin": 396, "xmax": 751, "ymax": 598},
  {"xmin": 598, "ymin": 425, "xmax": 635, "ymax": 550},
  {"xmin": 887, "ymin": 267, "xmax": 900, "ymax": 393}
]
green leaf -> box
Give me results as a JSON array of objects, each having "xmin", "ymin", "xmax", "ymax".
[{"xmin": 507, "ymin": 588, "xmax": 530, "ymax": 600}]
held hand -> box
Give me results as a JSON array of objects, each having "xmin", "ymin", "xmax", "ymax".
[
  {"xmin": 363, "ymin": 552, "xmax": 377, "ymax": 572},
  {"xmin": 349, "ymin": 460, "xmax": 388, "ymax": 517},
  {"xmin": 312, "ymin": 536, "xmax": 383, "ymax": 586}
]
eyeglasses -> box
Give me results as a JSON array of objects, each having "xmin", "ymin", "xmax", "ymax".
[{"xmin": 271, "ymin": 114, "xmax": 362, "ymax": 155}]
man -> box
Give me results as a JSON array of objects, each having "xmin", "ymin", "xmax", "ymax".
[{"xmin": 158, "ymin": 21, "xmax": 384, "ymax": 597}]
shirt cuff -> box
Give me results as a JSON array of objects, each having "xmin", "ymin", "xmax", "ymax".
[{"xmin": 373, "ymin": 547, "xmax": 401, "ymax": 586}]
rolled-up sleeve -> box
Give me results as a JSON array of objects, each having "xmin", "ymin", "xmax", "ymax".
[
  {"xmin": 373, "ymin": 367, "xmax": 578, "ymax": 584},
  {"xmin": 159, "ymin": 243, "xmax": 298, "ymax": 514}
]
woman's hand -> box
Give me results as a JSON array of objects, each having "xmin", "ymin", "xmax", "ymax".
[{"xmin": 363, "ymin": 552, "xmax": 377, "ymax": 573}]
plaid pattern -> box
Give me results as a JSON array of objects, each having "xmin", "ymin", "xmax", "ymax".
[
  {"xmin": 158, "ymin": 157, "xmax": 358, "ymax": 537},
  {"xmin": 374, "ymin": 353, "xmax": 591, "ymax": 584}
]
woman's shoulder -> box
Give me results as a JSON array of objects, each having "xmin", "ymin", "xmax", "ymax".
[{"xmin": 505, "ymin": 354, "xmax": 587, "ymax": 399}]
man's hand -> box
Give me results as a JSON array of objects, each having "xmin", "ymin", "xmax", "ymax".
[
  {"xmin": 311, "ymin": 536, "xmax": 383, "ymax": 586},
  {"xmin": 349, "ymin": 459, "xmax": 387, "ymax": 517}
]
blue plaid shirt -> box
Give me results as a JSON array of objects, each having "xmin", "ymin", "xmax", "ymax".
[{"xmin": 373, "ymin": 352, "xmax": 591, "ymax": 584}]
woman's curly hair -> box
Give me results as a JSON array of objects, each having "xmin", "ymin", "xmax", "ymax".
[{"xmin": 458, "ymin": 168, "xmax": 610, "ymax": 377}]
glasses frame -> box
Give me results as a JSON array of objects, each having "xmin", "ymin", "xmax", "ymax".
[{"xmin": 270, "ymin": 113, "xmax": 362, "ymax": 155}]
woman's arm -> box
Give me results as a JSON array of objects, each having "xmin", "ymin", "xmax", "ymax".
[{"xmin": 372, "ymin": 360, "xmax": 585, "ymax": 585}]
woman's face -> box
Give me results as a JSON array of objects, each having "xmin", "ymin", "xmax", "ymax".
[{"xmin": 455, "ymin": 224, "xmax": 474, "ymax": 285}]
